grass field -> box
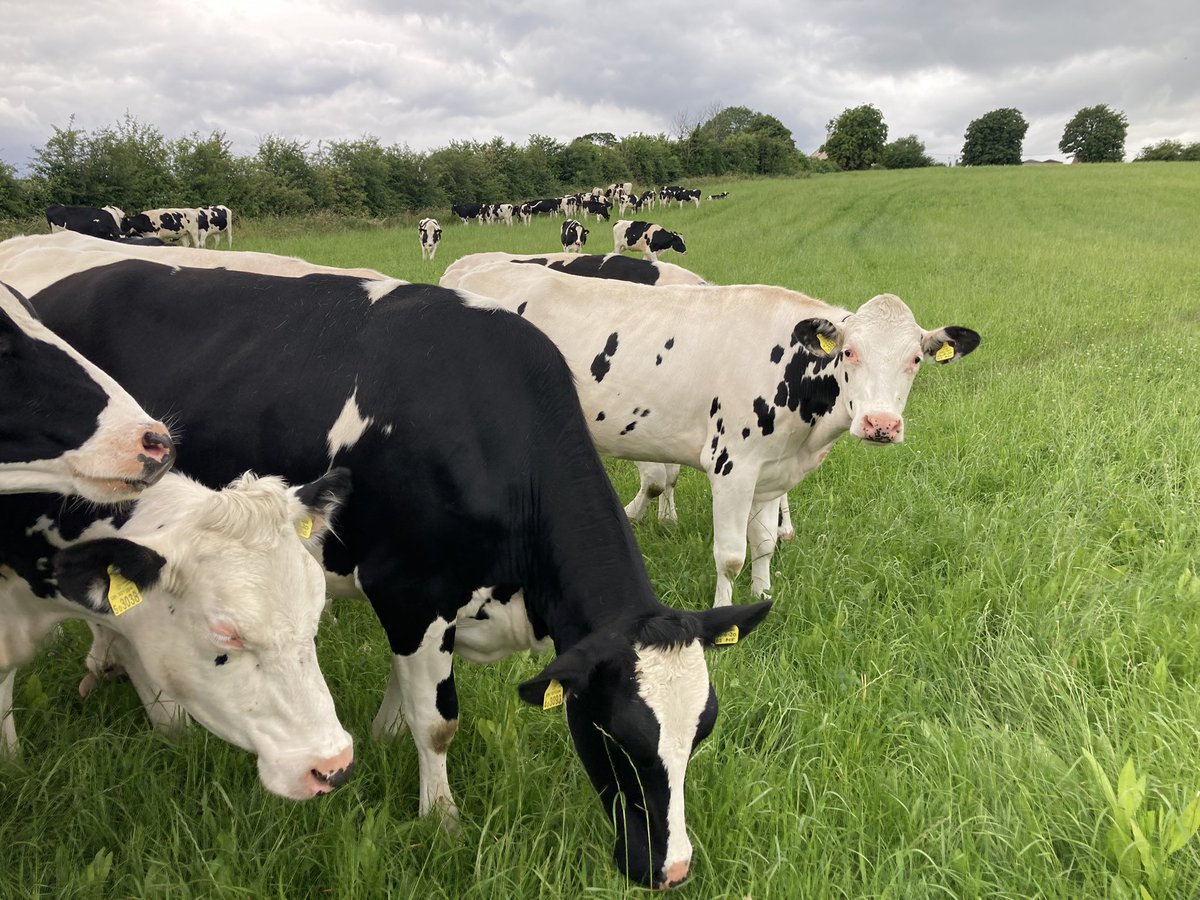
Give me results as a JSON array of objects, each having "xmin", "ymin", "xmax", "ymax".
[{"xmin": 5, "ymin": 163, "xmax": 1200, "ymax": 898}]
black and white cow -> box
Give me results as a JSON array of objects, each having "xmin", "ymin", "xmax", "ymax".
[
  {"xmin": 0, "ymin": 468, "xmax": 355, "ymax": 799},
  {"xmin": 580, "ymin": 198, "xmax": 611, "ymax": 221},
  {"xmin": 708, "ymin": 192, "xmax": 729, "ymax": 201},
  {"xmin": 45, "ymin": 204, "xmax": 126, "ymax": 240},
  {"xmin": 524, "ymin": 197, "xmax": 561, "ymax": 217},
  {"xmin": 443, "ymin": 251, "xmax": 707, "ymax": 287},
  {"xmin": 613, "ymin": 220, "xmax": 687, "ymax": 261},
  {"xmin": 441, "ymin": 262, "xmax": 981, "ymax": 607},
  {"xmin": 197, "ymin": 204, "xmax": 233, "ymax": 248},
  {"xmin": 7, "ymin": 253, "xmax": 772, "ymax": 890},
  {"xmin": 451, "ymin": 202, "xmax": 484, "ymax": 224},
  {"xmin": 418, "ymin": 218, "xmax": 442, "ymax": 261},
  {"xmin": 676, "ymin": 189, "xmax": 702, "ymax": 208},
  {"xmin": 560, "ymin": 219, "xmax": 589, "ymax": 253},
  {"xmin": 124, "ymin": 208, "xmax": 201, "ymax": 246},
  {"xmin": 0, "ymin": 279, "xmax": 175, "ymax": 501}
]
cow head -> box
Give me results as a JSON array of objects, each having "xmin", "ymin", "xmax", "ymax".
[
  {"xmin": 794, "ymin": 293, "xmax": 980, "ymax": 444},
  {"xmin": 0, "ymin": 282, "xmax": 174, "ymax": 501},
  {"xmin": 51, "ymin": 469, "xmax": 354, "ymax": 800},
  {"xmin": 665, "ymin": 232, "xmax": 687, "ymax": 255},
  {"xmin": 518, "ymin": 600, "xmax": 772, "ymax": 889}
]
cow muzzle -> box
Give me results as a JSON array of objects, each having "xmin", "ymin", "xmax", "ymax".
[{"xmin": 855, "ymin": 413, "xmax": 904, "ymax": 444}]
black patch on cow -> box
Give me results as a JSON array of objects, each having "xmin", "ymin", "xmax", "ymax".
[
  {"xmin": 215, "ymin": 654, "xmax": 228, "ymax": 666},
  {"xmin": 715, "ymin": 418, "xmax": 724, "ymax": 434},
  {"xmin": 435, "ymin": 676, "xmax": 459, "ymax": 721},
  {"xmin": 620, "ymin": 422, "xmax": 637, "ymax": 435},
  {"xmin": 770, "ymin": 345, "xmax": 784, "ymax": 364},
  {"xmin": 709, "ymin": 397, "xmax": 720, "ymax": 417},
  {"xmin": 664, "ymin": 338, "xmax": 674, "ymax": 350},
  {"xmin": 715, "ymin": 449, "xmax": 730, "ymax": 474},
  {"xmin": 590, "ymin": 332, "xmax": 619, "ymax": 382},
  {"xmin": 722, "ymin": 460, "xmax": 733, "ymax": 476},
  {"xmin": 753, "ymin": 397, "xmax": 776, "ymax": 436},
  {"xmin": 633, "ymin": 408, "xmax": 640, "ymax": 415},
  {"xmin": 710, "ymin": 435, "xmax": 719, "ymax": 455},
  {"xmin": 640, "ymin": 409, "xmax": 650, "ymax": 418},
  {"xmin": 440, "ymin": 624, "xmax": 456, "ymax": 654},
  {"xmin": 513, "ymin": 257, "xmax": 549, "ymax": 267},
  {"xmin": 517, "ymin": 301, "xmax": 528, "ymax": 316},
  {"xmin": 741, "ymin": 427, "xmax": 750, "ymax": 439},
  {"xmin": 655, "ymin": 355, "xmax": 662, "ymax": 365},
  {"xmin": 596, "ymin": 411, "xmax": 606, "ymax": 421}
]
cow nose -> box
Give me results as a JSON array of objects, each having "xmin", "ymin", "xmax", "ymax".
[
  {"xmin": 659, "ymin": 859, "xmax": 691, "ymax": 890},
  {"xmin": 141, "ymin": 429, "xmax": 175, "ymax": 464},
  {"xmin": 861, "ymin": 414, "xmax": 903, "ymax": 443},
  {"xmin": 308, "ymin": 745, "xmax": 355, "ymax": 794},
  {"xmin": 312, "ymin": 759, "xmax": 355, "ymax": 791}
]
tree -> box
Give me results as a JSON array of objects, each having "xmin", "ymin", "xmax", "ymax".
[
  {"xmin": 1135, "ymin": 139, "xmax": 1200, "ymax": 162},
  {"xmin": 881, "ymin": 135, "xmax": 935, "ymax": 169},
  {"xmin": 961, "ymin": 108, "xmax": 1028, "ymax": 166},
  {"xmin": 823, "ymin": 105, "xmax": 887, "ymax": 171},
  {"xmin": 1059, "ymin": 104, "xmax": 1128, "ymax": 162}
]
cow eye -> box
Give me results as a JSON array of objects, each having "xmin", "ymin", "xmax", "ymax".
[
  {"xmin": 844, "ymin": 347, "xmax": 857, "ymax": 362},
  {"xmin": 912, "ymin": 356, "xmax": 921, "ymax": 366}
]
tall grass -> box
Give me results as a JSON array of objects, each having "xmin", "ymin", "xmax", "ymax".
[{"xmin": 4, "ymin": 164, "xmax": 1200, "ymax": 898}]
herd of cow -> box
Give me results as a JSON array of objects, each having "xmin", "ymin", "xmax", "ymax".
[
  {"xmin": 0, "ymin": 205, "xmax": 979, "ymax": 889},
  {"xmin": 45, "ymin": 202, "xmax": 233, "ymax": 248}
]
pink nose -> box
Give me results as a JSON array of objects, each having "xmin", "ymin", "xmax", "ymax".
[
  {"xmin": 861, "ymin": 413, "xmax": 903, "ymax": 443},
  {"xmin": 659, "ymin": 859, "xmax": 690, "ymax": 890},
  {"xmin": 303, "ymin": 745, "xmax": 355, "ymax": 796}
]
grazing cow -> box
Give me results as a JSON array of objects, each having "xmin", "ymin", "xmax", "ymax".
[
  {"xmin": 45, "ymin": 204, "xmax": 126, "ymax": 240},
  {"xmin": 560, "ymin": 195, "xmax": 578, "ymax": 218},
  {"xmin": 560, "ymin": 219, "xmax": 589, "ymax": 253},
  {"xmin": 639, "ymin": 190, "xmax": 657, "ymax": 210},
  {"xmin": 418, "ymin": 218, "xmax": 442, "ymax": 261},
  {"xmin": 451, "ymin": 202, "xmax": 484, "ymax": 224},
  {"xmin": 524, "ymin": 198, "xmax": 561, "ymax": 217},
  {"xmin": 10, "ymin": 253, "xmax": 772, "ymax": 890},
  {"xmin": 0, "ymin": 468, "xmax": 355, "ymax": 799},
  {"xmin": 613, "ymin": 220, "xmax": 687, "ymax": 261},
  {"xmin": 516, "ymin": 202, "xmax": 533, "ymax": 225},
  {"xmin": 580, "ymin": 198, "xmax": 611, "ymax": 221},
  {"xmin": 0, "ymin": 279, "xmax": 175, "ymax": 502},
  {"xmin": 676, "ymin": 189, "xmax": 702, "ymax": 208},
  {"xmin": 708, "ymin": 192, "xmax": 729, "ymax": 201},
  {"xmin": 196, "ymin": 205, "xmax": 233, "ymax": 248},
  {"xmin": 443, "ymin": 251, "xmax": 707, "ymax": 287},
  {"xmin": 441, "ymin": 262, "xmax": 981, "ymax": 606},
  {"xmin": 124, "ymin": 208, "xmax": 201, "ymax": 246},
  {"xmin": 492, "ymin": 203, "xmax": 514, "ymax": 226}
]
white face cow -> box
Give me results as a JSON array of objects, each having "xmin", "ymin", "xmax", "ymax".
[
  {"xmin": 0, "ymin": 281, "xmax": 175, "ymax": 501},
  {"xmin": 45, "ymin": 469, "xmax": 355, "ymax": 799}
]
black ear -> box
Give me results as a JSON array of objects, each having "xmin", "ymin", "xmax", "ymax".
[
  {"xmin": 517, "ymin": 642, "xmax": 601, "ymax": 707},
  {"xmin": 293, "ymin": 467, "xmax": 353, "ymax": 539},
  {"xmin": 791, "ymin": 318, "xmax": 842, "ymax": 357},
  {"xmin": 922, "ymin": 326, "xmax": 981, "ymax": 364},
  {"xmin": 53, "ymin": 538, "xmax": 166, "ymax": 615},
  {"xmin": 692, "ymin": 600, "xmax": 773, "ymax": 648}
]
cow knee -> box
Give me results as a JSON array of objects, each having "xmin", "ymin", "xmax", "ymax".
[{"xmin": 720, "ymin": 555, "xmax": 744, "ymax": 580}]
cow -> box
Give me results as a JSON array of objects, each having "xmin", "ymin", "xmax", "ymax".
[
  {"xmin": 440, "ymin": 262, "xmax": 981, "ymax": 607},
  {"xmin": 492, "ymin": 203, "xmax": 514, "ymax": 226},
  {"xmin": 708, "ymin": 192, "xmax": 729, "ymax": 201},
  {"xmin": 0, "ymin": 232, "xmax": 388, "ymax": 296},
  {"xmin": 443, "ymin": 251, "xmax": 707, "ymax": 287},
  {"xmin": 580, "ymin": 198, "xmax": 611, "ymax": 221},
  {"xmin": 124, "ymin": 208, "xmax": 201, "ymax": 246},
  {"xmin": 0, "ymin": 279, "xmax": 175, "ymax": 502},
  {"xmin": 560, "ymin": 219, "xmax": 588, "ymax": 253},
  {"xmin": 451, "ymin": 202, "xmax": 484, "ymax": 225},
  {"xmin": 0, "ymin": 467, "xmax": 355, "ymax": 799},
  {"xmin": 517, "ymin": 202, "xmax": 533, "ymax": 225},
  {"xmin": 676, "ymin": 189, "xmax": 702, "ymax": 208},
  {"xmin": 7, "ymin": 252, "xmax": 773, "ymax": 890},
  {"xmin": 638, "ymin": 190, "xmax": 657, "ymax": 210},
  {"xmin": 45, "ymin": 204, "xmax": 126, "ymax": 240},
  {"xmin": 613, "ymin": 220, "xmax": 687, "ymax": 261},
  {"xmin": 524, "ymin": 198, "xmax": 561, "ymax": 218},
  {"xmin": 418, "ymin": 218, "xmax": 442, "ymax": 261},
  {"xmin": 197, "ymin": 204, "xmax": 233, "ymax": 248}
]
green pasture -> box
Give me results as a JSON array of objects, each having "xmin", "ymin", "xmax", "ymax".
[{"xmin": 4, "ymin": 164, "xmax": 1200, "ymax": 898}]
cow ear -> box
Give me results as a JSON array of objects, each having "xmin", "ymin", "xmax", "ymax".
[
  {"xmin": 921, "ymin": 326, "xmax": 981, "ymax": 365},
  {"xmin": 517, "ymin": 643, "xmax": 599, "ymax": 707},
  {"xmin": 792, "ymin": 318, "xmax": 842, "ymax": 357},
  {"xmin": 53, "ymin": 538, "xmax": 166, "ymax": 616},
  {"xmin": 291, "ymin": 467, "xmax": 352, "ymax": 541},
  {"xmin": 692, "ymin": 600, "xmax": 773, "ymax": 648}
]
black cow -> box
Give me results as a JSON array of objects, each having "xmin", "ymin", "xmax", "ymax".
[
  {"xmin": 613, "ymin": 220, "xmax": 688, "ymax": 261},
  {"xmin": 559, "ymin": 219, "xmax": 588, "ymax": 252},
  {"xmin": 450, "ymin": 203, "xmax": 484, "ymax": 224},
  {"xmin": 26, "ymin": 259, "xmax": 771, "ymax": 890},
  {"xmin": 45, "ymin": 204, "xmax": 125, "ymax": 240},
  {"xmin": 580, "ymin": 198, "xmax": 611, "ymax": 221},
  {"xmin": 524, "ymin": 198, "xmax": 561, "ymax": 217},
  {"xmin": 0, "ymin": 280, "xmax": 174, "ymax": 501},
  {"xmin": 676, "ymin": 189, "xmax": 702, "ymax": 208}
]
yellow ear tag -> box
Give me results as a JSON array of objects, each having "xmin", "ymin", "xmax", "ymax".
[
  {"xmin": 542, "ymin": 679, "xmax": 564, "ymax": 710},
  {"xmin": 935, "ymin": 342, "xmax": 955, "ymax": 362},
  {"xmin": 714, "ymin": 625, "xmax": 740, "ymax": 646},
  {"xmin": 817, "ymin": 332, "xmax": 837, "ymax": 354},
  {"xmin": 106, "ymin": 566, "xmax": 144, "ymax": 616},
  {"xmin": 295, "ymin": 517, "xmax": 313, "ymax": 539}
]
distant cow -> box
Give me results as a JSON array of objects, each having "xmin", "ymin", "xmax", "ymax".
[
  {"xmin": 418, "ymin": 218, "xmax": 442, "ymax": 260},
  {"xmin": 443, "ymin": 251, "xmax": 707, "ymax": 287},
  {"xmin": 197, "ymin": 205, "xmax": 233, "ymax": 248},
  {"xmin": 45, "ymin": 204, "xmax": 125, "ymax": 241},
  {"xmin": 560, "ymin": 219, "xmax": 588, "ymax": 253},
  {"xmin": 525, "ymin": 198, "xmax": 561, "ymax": 217},
  {"xmin": 676, "ymin": 189, "xmax": 702, "ymax": 208},
  {"xmin": 580, "ymin": 198, "xmax": 611, "ymax": 221},
  {"xmin": 124, "ymin": 208, "xmax": 200, "ymax": 246},
  {"xmin": 451, "ymin": 203, "xmax": 484, "ymax": 224},
  {"xmin": 613, "ymin": 220, "xmax": 687, "ymax": 261},
  {"xmin": 708, "ymin": 192, "xmax": 729, "ymax": 201}
]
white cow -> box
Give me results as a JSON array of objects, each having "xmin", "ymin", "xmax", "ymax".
[
  {"xmin": 124, "ymin": 207, "xmax": 202, "ymax": 246},
  {"xmin": 0, "ymin": 469, "xmax": 355, "ymax": 799},
  {"xmin": 442, "ymin": 251, "xmax": 707, "ymax": 288},
  {"xmin": 442, "ymin": 262, "xmax": 980, "ymax": 606},
  {"xmin": 197, "ymin": 205, "xmax": 234, "ymax": 248},
  {"xmin": 418, "ymin": 218, "xmax": 442, "ymax": 260}
]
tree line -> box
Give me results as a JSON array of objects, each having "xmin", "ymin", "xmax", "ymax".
[{"xmin": 0, "ymin": 107, "xmax": 824, "ymax": 222}]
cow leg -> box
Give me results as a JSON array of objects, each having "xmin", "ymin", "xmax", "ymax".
[
  {"xmin": 657, "ymin": 464, "xmax": 680, "ymax": 523},
  {"xmin": 748, "ymin": 497, "xmax": 781, "ymax": 599},
  {"xmin": 709, "ymin": 474, "xmax": 757, "ymax": 607},
  {"xmin": 372, "ymin": 615, "xmax": 460, "ymax": 822},
  {"xmin": 0, "ymin": 668, "xmax": 15, "ymax": 754},
  {"xmin": 778, "ymin": 492, "xmax": 795, "ymax": 541}
]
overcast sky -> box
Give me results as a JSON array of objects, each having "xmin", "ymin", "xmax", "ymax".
[{"xmin": 1, "ymin": 1, "xmax": 1196, "ymax": 172}]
